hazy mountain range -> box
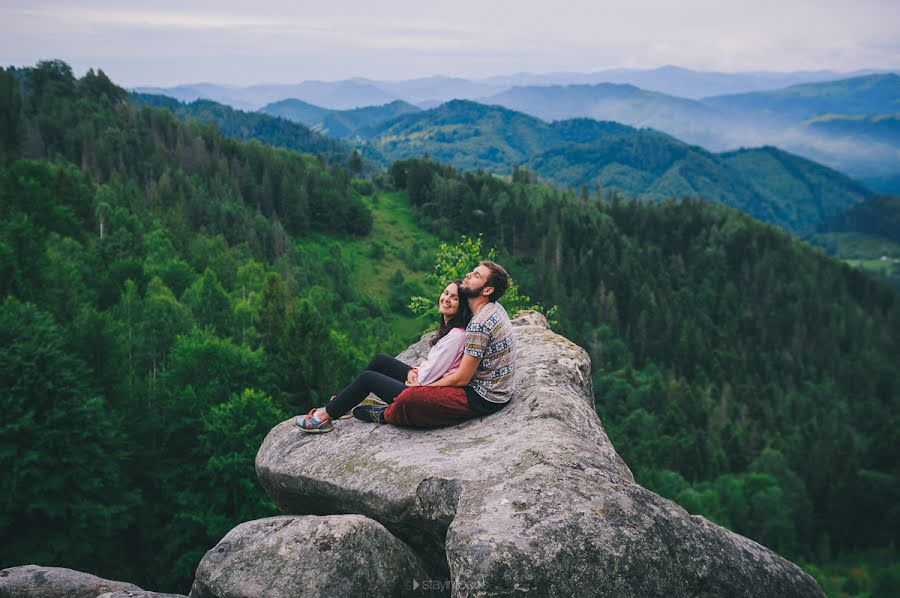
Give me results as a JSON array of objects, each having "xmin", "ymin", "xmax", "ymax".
[
  {"xmin": 133, "ymin": 66, "xmax": 890, "ymax": 110},
  {"xmin": 235, "ymin": 73, "xmax": 899, "ymax": 195}
]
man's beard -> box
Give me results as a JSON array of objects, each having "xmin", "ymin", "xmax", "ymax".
[{"xmin": 458, "ymin": 283, "xmax": 484, "ymax": 299}]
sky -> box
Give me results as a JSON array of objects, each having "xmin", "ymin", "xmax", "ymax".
[{"xmin": 2, "ymin": 0, "xmax": 899, "ymax": 86}]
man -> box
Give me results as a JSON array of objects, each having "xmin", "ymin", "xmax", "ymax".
[{"xmin": 354, "ymin": 260, "xmax": 517, "ymax": 426}]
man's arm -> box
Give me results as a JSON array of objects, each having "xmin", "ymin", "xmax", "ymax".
[{"xmin": 427, "ymin": 354, "xmax": 480, "ymax": 387}]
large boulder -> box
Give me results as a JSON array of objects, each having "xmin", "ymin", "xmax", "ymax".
[
  {"xmin": 256, "ymin": 311, "xmax": 825, "ymax": 597},
  {"xmin": 189, "ymin": 515, "xmax": 429, "ymax": 598},
  {"xmin": 97, "ymin": 592, "xmax": 187, "ymax": 598},
  {"xmin": 0, "ymin": 565, "xmax": 142, "ymax": 598}
]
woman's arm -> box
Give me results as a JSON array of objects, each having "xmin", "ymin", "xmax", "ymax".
[
  {"xmin": 427, "ymin": 354, "xmax": 479, "ymax": 387},
  {"xmin": 416, "ymin": 328, "xmax": 466, "ymax": 385}
]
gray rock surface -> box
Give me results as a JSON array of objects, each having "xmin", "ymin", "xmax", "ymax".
[
  {"xmin": 189, "ymin": 515, "xmax": 429, "ymax": 598},
  {"xmin": 256, "ymin": 311, "xmax": 825, "ymax": 597},
  {"xmin": 97, "ymin": 592, "xmax": 187, "ymax": 598},
  {"xmin": 0, "ymin": 565, "xmax": 141, "ymax": 598}
]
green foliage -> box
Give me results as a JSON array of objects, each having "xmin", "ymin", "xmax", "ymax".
[
  {"xmin": 131, "ymin": 94, "xmax": 349, "ymax": 163},
  {"xmin": 823, "ymin": 195, "xmax": 900, "ymax": 245},
  {"xmin": 0, "ymin": 297, "xmax": 139, "ymax": 575},
  {"xmin": 161, "ymin": 389, "xmax": 284, "ymax": 584},
  {"xmin": 408, "ymin": 234, "xmax": 552, "ymax": 322},
  {"xmin": 0, "ymin": 61, "xmax": 419, "ymax": 592}
]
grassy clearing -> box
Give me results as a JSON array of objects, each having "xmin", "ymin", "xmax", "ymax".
[{"xmin": 299, "ymin": 190, "xmax": 444, "ymax": 345}]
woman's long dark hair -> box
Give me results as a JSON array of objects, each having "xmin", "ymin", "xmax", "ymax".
[{"xmin": 431, "ymin": 280, "xmax": 473, "ymax": 346}]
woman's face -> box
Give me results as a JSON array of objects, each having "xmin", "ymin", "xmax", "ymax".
[{"xmin": 439, "ymin": 282, "xmax": 460, "ymax": 319}]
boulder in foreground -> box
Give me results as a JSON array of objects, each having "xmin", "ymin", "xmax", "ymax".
[
  {"xmin": 190, "ymin": 515, "xmax": 429, "ymax": 598},
  {"xmin": 0, "ymin": 565, "xmax": 142, "ymax": 598}
]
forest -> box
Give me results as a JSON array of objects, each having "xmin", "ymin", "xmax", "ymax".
[{"xmin": 1, "ymin": 61, "xmax": 898, "ymax": 596}]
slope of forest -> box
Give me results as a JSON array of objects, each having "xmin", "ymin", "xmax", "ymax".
[
  {"xmin": 260, "ymin": 98, "xmax": 421, "ymax": 138},
  {"xmin": 364, "ymin": 100, "xmax": 872, "ymax": 232},
  {"xmin": 805, "ymin": 113, "xmax": 900, "ymax": 146},
  {"xmin": 806, "ymin": 195, "xmax": 900, "ymax": 289},
  {"xmin": 702, "ymin": 73, "xmax": 900, "ymax": 122},
  {"xmin": 130, "ymin": 93, "xmax": 350, "ymax": 163},
  {"xmin": 0, "ymin": 61, "xmax": 403, "ymax": 591},
  {"xmin": 2, "ymin": 61, "xmax": 899, "ymax": 597},
  {"xmin": 484, "ymin": 82, "xmax": 728, "ymax": 148}
]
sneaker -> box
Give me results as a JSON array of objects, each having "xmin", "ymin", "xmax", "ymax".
[
  {"xmin": 339, "ymin": 396, "xmax": 387, "ymax": 419},
  {"xmin": 296, "ymin": 408, "xmax": 334, "ymax": 433},
  {"xmin": 351, "ymin": 405, "xmax": 387, "ymax": 424}
]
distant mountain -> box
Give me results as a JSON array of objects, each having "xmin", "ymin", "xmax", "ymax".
[
  {"xmin": 131, "ymin": 83, "xmax": 260, "ymax": 111},
  {"xmin": 130, "ymin": 93, "xmax": 350, "ymax": 162},
  {"xmin": 805, "ymin": 113, "xmax": 900, "ymax": 146},
  {"xmin": 353, "ymin": 76, "xmax": 504, "ymax": 104},
  {"xmin": 365, "ymin": 100, "xmax": 553, "ymax": 168},
  {"xmin": 701, "ymin": 73, "xmax": 900, "ymax": 122},
  {"xmin": 133, "ymin": 67, "xmax": 888, "ymax": 112},
  {"xmin": 481, "ymin": 65, "xmax": 889, "ymax": 100},
  {"xmin": 260, "ymin": 99, "xmax": 421, "ymax": 138},
  {"xmin": 479, "ymin": 75, "xmax": 899, "ymax": 194},
  {"xmin": 258, "ymin": 99, "xmax": 332, "ymax": 126},
  {"xmin": 136, "ymin": 80, "xmax": 398, "ymax": 111},
  {"xmin": 483, "ymin": 83, "xmax": 728, "ymax": 148},
  {"xmin": 366, "ymin": 100, "xmax": 872, "ymax": 232}
]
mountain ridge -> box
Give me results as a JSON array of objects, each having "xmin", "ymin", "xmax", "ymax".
[{"xmin": 364, "ymin": 99, "xmax": 873, "ymax": 232}]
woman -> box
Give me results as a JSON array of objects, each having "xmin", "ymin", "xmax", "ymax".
[{"xmin": 297, "ymin": 280, "xmax": 473, "ymax": 433}]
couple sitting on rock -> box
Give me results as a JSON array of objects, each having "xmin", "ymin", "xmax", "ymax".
[{"xmin": 296, "ymin": 260, "xmax": 516, "ymax": 433}]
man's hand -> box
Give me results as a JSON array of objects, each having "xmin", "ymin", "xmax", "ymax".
[{"xmin": 405, "ymin": 368, "xmax": 420, "ymax": 387}]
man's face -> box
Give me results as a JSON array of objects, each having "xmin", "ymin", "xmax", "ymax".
[{"xmin": 460, "ymin": 264, "xmax": 492, "ymax": 298}]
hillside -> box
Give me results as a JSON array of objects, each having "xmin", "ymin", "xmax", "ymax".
[
  {"xmin": 0, "ymin": 61, "xmax": 399, "ymax": 591},
  {"xmin": 260, "ymin": 99, "xmax": 422, "ymax": 138},
  {"xmin": 485, "ymin": 82, "xmax": 728, "ymax": 148},
  {"xmin": 473, "ymin": 75, "xmax": 900, "ymax": 193},
  {"xmin": 130, "ymin": 93, "xmax": 350, "ymax": 163},
  {"xmin": 805, "ymin": 195, "xmax": 900, "ymax": 289},
  {"xmin": 367, "ymin": 100, "xmax": 873, "ymax": 232},
  {"xmin": 702, "ymin": 73, "xmax": 900, "ymax": 122},
  {"xmin": 256, "ymin": 97, "xmax": 331, "ymax": 125},
  {"xmin": 805, "ymin": 113, "xmax": 900, "ymax": 146}
]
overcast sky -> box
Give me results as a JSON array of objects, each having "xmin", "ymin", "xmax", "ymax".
[{"xmin": 2, "ymin": 0, "xmax": 899, "ymax": 86}]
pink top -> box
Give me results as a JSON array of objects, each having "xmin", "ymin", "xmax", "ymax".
[{"xmin": 416, "ymin": 327, "xmax": 466, "ymax": 385}]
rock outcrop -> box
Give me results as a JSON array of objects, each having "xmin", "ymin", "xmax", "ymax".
[
  {"xmin": 190, "ymin": 515, "xmax": 428, "ymax": 598},
  {"xmin": 255, "ymin": 311, "xmax": 825, "ymax": 597},
  {"xmin": 0, "ymin": 565, "xmax": 146, "ymax": 598},
  {"xmin": 97, "ymin": 592, "xmax": 187, "ymax": 598}
]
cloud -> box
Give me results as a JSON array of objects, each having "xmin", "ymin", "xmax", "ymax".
[{"xmin": 1, "ymin": 0, "xmax": 898, "ymax": 85}]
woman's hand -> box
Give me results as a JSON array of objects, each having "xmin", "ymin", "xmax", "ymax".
[{"xmin": 405, "ymin": 368, "xmax": 420, "ymax": 387}]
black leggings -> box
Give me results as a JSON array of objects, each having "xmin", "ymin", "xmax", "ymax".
[{"xmin": 324, "ymin": 353, "xmax": 412, "ymax": 418}]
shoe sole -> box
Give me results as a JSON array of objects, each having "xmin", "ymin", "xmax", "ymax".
[
  {"xmin": 298, "ymin": 424, "xmax": 333, "ymax": 433},
  {"xmin": 350, "ymin": 406, "xmax": 386, "ymax": 423},
  {"xmin": 341, "ymin": 397, "xmax": 388, "ymax": 419}
]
